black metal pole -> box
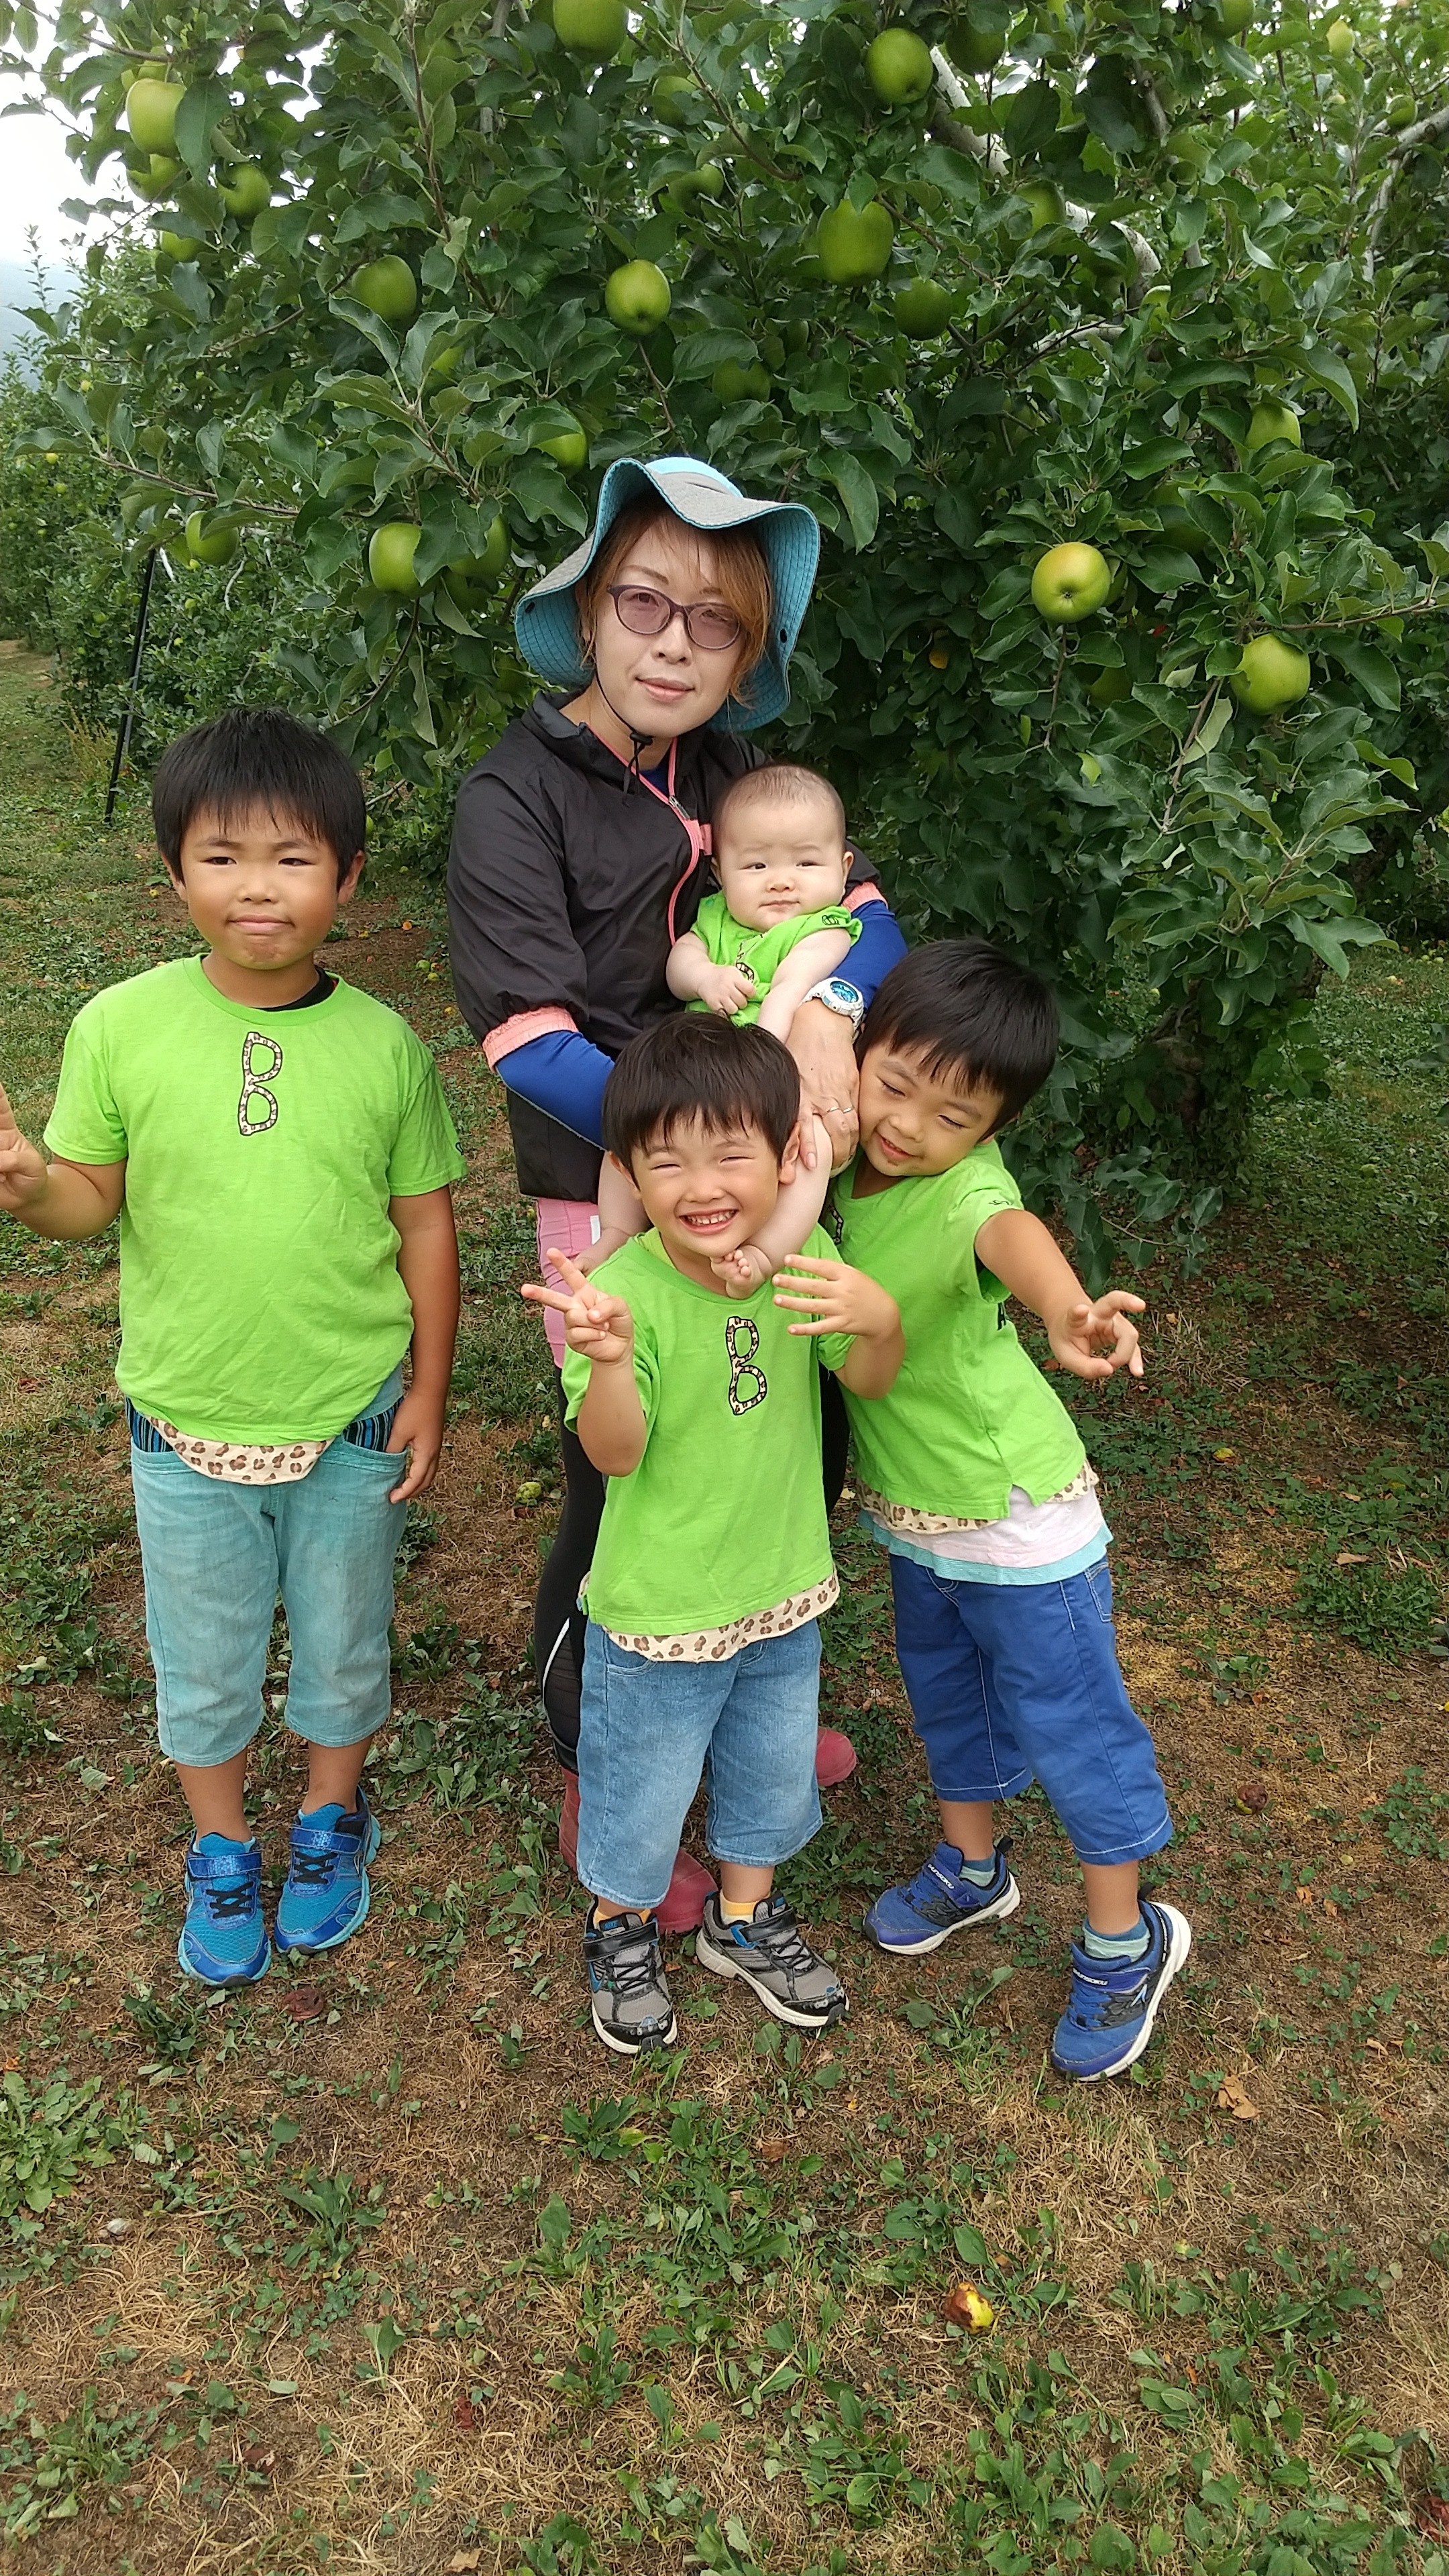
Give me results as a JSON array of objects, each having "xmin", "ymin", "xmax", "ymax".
[{"xmin": 104, "ymin": 546, "xmax": 158, "ymax": 828}]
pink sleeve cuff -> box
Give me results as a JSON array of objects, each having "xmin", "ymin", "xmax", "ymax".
[
  {"xmin": 482, "ymin": 1006, "xmax": 579, "ymax": 1070},
  {"xmin": 845, "ymin": 884, "xmax": 885, "ymax": 912}
]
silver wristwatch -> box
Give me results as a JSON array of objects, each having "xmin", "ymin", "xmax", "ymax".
[{"xmin": 802, "ymin": 975, "xmax": 865, "ymax": 1032}]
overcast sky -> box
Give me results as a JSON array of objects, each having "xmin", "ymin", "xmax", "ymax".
[{"xmin": 1, "ymin": 80, "xmax": 91, "ymax": 269}]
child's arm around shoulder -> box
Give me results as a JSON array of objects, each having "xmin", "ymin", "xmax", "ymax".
[
  {"xmin": 521, "ymin": 1247, "xmax": 647, "ymax": 1475},
  {"xmin": 0, "ymin": 1079, "xmax": 125, "ymax": 1238},
  {"xmin": 710, "ymin": 1115, "xmax": 832, "ymax": 1291},
  {"xmin": 973, "ymin": 1205, "xmax": 1145, "ymax": 1382}
]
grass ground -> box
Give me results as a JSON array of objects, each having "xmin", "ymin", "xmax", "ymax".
[{"xmin": 1, "ymin": 646, "xmax": 1447, "ymax": 2576}]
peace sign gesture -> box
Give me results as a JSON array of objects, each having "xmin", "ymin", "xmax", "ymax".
[{"xmin": 522, "ymin": 1247, "xmax": 636, "ymax": 1367}]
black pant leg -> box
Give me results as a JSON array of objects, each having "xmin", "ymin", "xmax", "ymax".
[
  {"xmin": 533, "ymin": 1385, "xmax": 606, "ymax": 1771},
  {"xmin": 820, "ymin": 1362, "xmax": 850, "ymax": 1513}
]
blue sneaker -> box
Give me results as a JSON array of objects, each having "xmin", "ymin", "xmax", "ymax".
[
  {"xmin": 1051, "ymin": 1900, "xmax": 1192, "ymax": 2082},
  {"xmin": 276, "ymin": 1793, "xmax": 382, "ymax": 1955},
  {"xmin": 178, "ymin": 1835, "xmax": 270, "ymax": 1986},
  {"xmin": 863, "ymin": 1840, "xmax": 1021, "ymax": 1955}
]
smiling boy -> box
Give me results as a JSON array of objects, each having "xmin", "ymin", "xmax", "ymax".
[
  {"xmin": 525, "ymin": 1012, "xmax": 901, "ymax": 2055},
  {"xmin": 0, "ymin": 709, "xmax": 463, "ymax": 1985}
]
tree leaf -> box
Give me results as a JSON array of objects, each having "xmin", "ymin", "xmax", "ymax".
[
  {"xmin": 1300, "ymin": 342, "xmax": 1360, "ymax": 429},
  {"xmin": 827, "ymin": 452, "xmax": 879, "ymax": 551}
]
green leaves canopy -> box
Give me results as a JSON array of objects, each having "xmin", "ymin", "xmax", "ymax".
[{"xmin": 7, "ymin": 0, "xmax": 1449, "ymax": 1264}]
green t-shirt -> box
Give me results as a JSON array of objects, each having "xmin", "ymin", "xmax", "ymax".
[
  {"xmin": 834, "ymin": 1144, "xmax": 1086, "ymax": 1521},
  {"xmin": 561, "ymin": 1224, "xmax": 852, "ymax": 1635},
  {"xmin": 687, "ymin": 892, "xmax": 861, "ymax": 1025},
  {"xmin": 44, "ymin": 958, "xmax": 465, "ymax": 1442}
]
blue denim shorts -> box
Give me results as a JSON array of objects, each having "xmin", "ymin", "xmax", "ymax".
[
  {"xmin": 576, "ymin": 1618, "xmax": 824, "ymax": 1912},
  {"xmin": 129, "ymin": 1373, "xmax": 407, "ymax": 1768},
  {"xmin": 889, "ymin": 1553, "xmax": 1171, "ymax": 1868}
]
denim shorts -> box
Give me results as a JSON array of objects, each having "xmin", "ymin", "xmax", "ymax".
[
  {"xmin": 889, "ymin": 1553, "xmax": 1171, "ymax": 1868},
  {"xmin": 576, "ymin": 1618, "xmax": 823, "ymax": 1912},
  {"xmin": 129, "ymin": 1373, "xmax": 407, "ymax": 1768}
]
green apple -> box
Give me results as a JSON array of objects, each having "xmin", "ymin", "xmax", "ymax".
[
  {"xmin": 712, "ymin": 358, "xmax": 770, "ymax": 402},
  {"xmin": 865, "ymin": 29, "xmax": 934, "ymax": 105},
  {"xmin": 1019, "ymin": 180, "xmax": 1065, "ymax": 231},
  {"xmin": 445, "ymin": 517, "xmax": 509, "ymax": 604},
  {"xmin": 552, "ymin": 0, "xmax": 627, "ymax": 56},
  {"xmin": 185, "ymin": 511, "xmax": 239, "ymax": 567},
  {"xmin": 1218, "ymin": 0, "xmax": 1253, "ymax": 29},
  {"xmin": 894, "ymin": 277, "xmax": 953, "ymax": 336},
  {"xmin": 957, "ymin": 21, "xmax": 1006, "ymax": 72},
  {"xmin": 1387, "ymin": 92, "xmax": 1415, "ymax": 128},
  {"xmin": 369, "ymin": 522, "xmax": 422, "ymax": 594},
  {"xmin": 659, "ymin": 161, "xmax": 724, "ymax": 214},
  {"xmin": 783, "ymin": 318, "xmax": 810, "ymax": 354},
  {"xmin": 604, "ymin": 258, "xmax": 672, "ymax": 332},
  {"xmin": 1087, "ymin": 663, "xmax": 1132, "ymax": 706},
  {"xmin": 1326, "ymin": 17, "xmax": 1354, "ymax": 55},
  {"xmin": 351, "ymin": 256, "xmax": 418, "ymax": 325},
  {"xmin": 816, "ymin": 198, "xmax": 895, "ymax": 284},
  {"xmin": 157, "ymin": 227, "xmax": 204, "ymax": 262},
  {"xmin": 1231, "ymin": 633, "xmax": 1311, "ymax": 714},
  {"xmin": 130, "ymin": 154, "xmax": 180, "ymax": 200},
  {"xmin": 537, "ymin": 423, "xmax": 589, "ymax": 470},
  {"xmin": 1242, "ymin": 398, "xmax": 1301, "ymax": 455},
  {"xmin": 125, "ymin": 78, "xmax": 185, "ymax": 156},
  {"xmin": 1030, "ymin": 542, "xmax": 1112, "ymax": 622},
  {"xmin": 219, "ymin": 163, "xmax": 272, "ymax": 219},
  {"xmin": 652, "ymin": 72, "xmax": 697, "ymax": 123}
]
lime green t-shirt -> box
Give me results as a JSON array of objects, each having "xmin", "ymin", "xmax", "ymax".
[
  {"xmin": 687, "ymin": 892, "xmax": 861, "ymax": 1026},
  {"xmin": 44, "ymin": 959, "xmax": 466, "ymax": 1443},
  {"xmin": 834, "ymin": 1145, "xmax": 1086, "ymax": 1521},
  {"xmin": 561, "ymin": 1225, "xmax": 853, "ymax": 1635}
]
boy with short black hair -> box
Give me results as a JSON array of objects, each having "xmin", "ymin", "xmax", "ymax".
[
  {"xmin": 835, "ymin": 941, "xmax": 1191, "ymax": 2084},
  {"xmin": 0, "ymin": 708, "xmax": 464, "ymax": 1986},
  {"xmin": 526, "ymin": 1013, "xmax": 902, "ymax": 2055}
]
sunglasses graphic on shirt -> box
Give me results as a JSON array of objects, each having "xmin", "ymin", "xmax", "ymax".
[
  {"xmin": 237, "ymin": 1030, "xmax": 284, "ymax": 1136},
  {"xmin": 725, "ymin": 1313, "xmax": 768, "ymax": 1415}
]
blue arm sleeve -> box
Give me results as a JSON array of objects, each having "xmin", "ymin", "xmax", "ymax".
[
  {"xmin": 848, "ymin": 900, "xmax": 908, "ymax": 1004},
  {"xmin": 495, "ymin": 1028, "xmax": 612, "ymax": 1150}
]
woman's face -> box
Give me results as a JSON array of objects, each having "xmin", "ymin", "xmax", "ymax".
[{"xmin": 582, "ymin": 520, "xmax": 749, "ymax": 742}]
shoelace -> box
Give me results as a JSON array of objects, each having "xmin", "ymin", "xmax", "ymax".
[
  {"xmin": 205, "ymin": 1877, "xmax": 258, "ymax": 1920},
  {"xmin": 288, "ymin": 1849, "xmax": 337, "ymax": 1889},
  {"xmin": 743, "ymin": 1906, "xmax": 818, "ymax": 1977},
  {"xmin": 602, "ymin": 1929, "xmax": 665, "ymax": 2006}
]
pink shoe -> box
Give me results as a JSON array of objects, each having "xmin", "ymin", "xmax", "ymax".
[
  {"xmin": 559, "ymin": 1774, "xmax": 582, "ymax": 1872},
  {"xmin": 655, "ymin": 1849, "xmax": 717, "ymax": 1937},
  {"xmin": 557, "ymin": 1780, "xmax": 716, "ymax": 1934},
  {"xmin": 816, "ymin": 1725, "xmax": 857, "ymax": 1787}
]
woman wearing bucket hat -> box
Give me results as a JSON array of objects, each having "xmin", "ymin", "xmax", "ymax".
[{"xmin": 447, "ymin": 456, "xmax": 907, "ymax": 1929}]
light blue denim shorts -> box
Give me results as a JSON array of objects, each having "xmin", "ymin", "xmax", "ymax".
[
  {"xmin": 129, "ymin": 1371, "xmax": 406, "ymax": 1768},
  {"xmin": 576, "ymin": 1617, "xmax": 823, "ymax": 1913}
]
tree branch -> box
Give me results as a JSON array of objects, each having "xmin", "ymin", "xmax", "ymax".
[{"xmin": 1364, "ymin": 101, "xmax": 1449, "ymax": 277}]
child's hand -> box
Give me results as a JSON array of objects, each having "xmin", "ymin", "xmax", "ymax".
[
  {"xmin": 711, "ymin": 1242, "xmax": 775, "ymax": 1291},
  {"xmin": 697, "ymin": 963, "xmax": 755, "ymax": 1019},
  {"xmin": 0, "ymin": 1081, "xmax": 50, "ymax": 1214},
  {"xmin": 771, "ymin": 1251, "xmax": 898, "ymax": 1342},
  {"xmin": 522, "ymin": 1248, "xmax": 636, "ymax": 1366},
  {"xmin": 1047, "ymin": 1291, "xmax": 1146, "ymax": 1382},
  {"xmin": 385, "ymin": 1389, "xmax": 446, "ymax": 1503}
]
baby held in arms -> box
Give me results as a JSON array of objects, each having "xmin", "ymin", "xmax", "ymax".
[{"xmin": 593, "ymin": 761, "xmax": 859, "ymax": 1287}]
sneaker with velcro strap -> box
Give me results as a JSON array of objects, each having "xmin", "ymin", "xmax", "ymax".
[
  {"xmin": 276, "ymin": 1792, "xmax": 382, "ymax": 1956},
  {"xmin": 178, "ymin": 1834, "xmax": 270, "ymax": 1987},
  {"xmin": 1051, "ymin": 1899, "xmax": 1192, "ymax": 2083},
  {"xmin": 585, "ymin": 1905, "xmax": 678, "ymax": 2055},
  {"xmin": 863, "ymin": 1838, "xmax": 1020, "ymax": 1955},
  {"xmin": 695, "ymin": 1891, "xmax": 847, "ymax": 2031}
]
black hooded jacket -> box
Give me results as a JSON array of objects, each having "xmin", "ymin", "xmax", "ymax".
[{"xmin": 446, "ymin": 693, "xmax": 879, "ymax": 1198}]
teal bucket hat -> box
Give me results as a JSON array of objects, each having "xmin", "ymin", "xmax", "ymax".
[{"xmin": 514, "ymin": 455, "xmax": 820, "ymax": 732}]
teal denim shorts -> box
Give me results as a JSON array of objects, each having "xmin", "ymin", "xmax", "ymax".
[{"xmin": 129, "ymin": 1373, "xmax": 406, "ymax": 1768}]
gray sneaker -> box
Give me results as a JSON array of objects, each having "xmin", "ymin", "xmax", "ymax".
[
  {"xmin": 584, "ymin": 1906, "xmax": 678, "ymax": 2056},
  {"xmin": 695, "ymin": 1892, "xmax": 847, "ymax": 2031}
]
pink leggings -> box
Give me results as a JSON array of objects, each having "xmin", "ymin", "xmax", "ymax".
[{"xmin": 533, "ymin": 1197, "xmax": 602, "ymax": 1367}]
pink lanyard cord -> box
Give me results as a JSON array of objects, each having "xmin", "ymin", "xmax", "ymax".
[{"xmin": 592, "ymin": 731, "xmax": 713, "ymax": 944}]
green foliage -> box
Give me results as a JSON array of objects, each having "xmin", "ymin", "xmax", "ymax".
[
  {"xmin": 6, "ymin": 0, "xmax": 1449, "ymax": 1252},
  {"xmin": 0, "ymin": 2388, "xmax": 156, "ymax": 2541},
  {"xmin": 0, "ymin": 2068, "xmax": 124, "ymax": 2219}
]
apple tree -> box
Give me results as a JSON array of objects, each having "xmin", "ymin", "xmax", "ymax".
[{"xmin": 7, "ymin": 0, "xmax": 1449, "ymax": 1265}]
